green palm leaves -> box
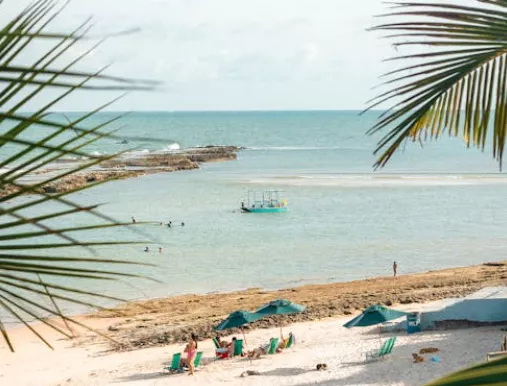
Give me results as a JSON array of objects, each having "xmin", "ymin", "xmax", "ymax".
[
  {"xmin": 0, "ymin": 1, "xmax": 155, "ymax": 351},
  {"xmin": 369, "ymin": 0, "xmax": 507, "ymax": 169},
  {"xmin": 426, "ymin": 355, "xmax": 507, "ymax": 386}
]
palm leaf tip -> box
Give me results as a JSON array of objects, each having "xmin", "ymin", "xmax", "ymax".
[
  {"xmin": 368, "ymin": 0, "xmax": 507, "ymax": 169},
  {"xmin": 0, "ymin": 0, "xmax": 157, "ymax": 351}
]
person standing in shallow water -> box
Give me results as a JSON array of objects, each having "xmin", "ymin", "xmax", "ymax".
[{"xmin": 393, "ymin": 261, "xmax": 398, "ymax": 278}]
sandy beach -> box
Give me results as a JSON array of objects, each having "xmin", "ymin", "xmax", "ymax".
[
  {"xmin": 1, "ymin": 262, "xmax": 507, "ymax": 385},
  {"xmin": 91, "ymin": 261, "xmax": 507, "ymax": 351},
  {"xmin": 1, "ymin": 301, "xmax": 503, "ymax": 386}
]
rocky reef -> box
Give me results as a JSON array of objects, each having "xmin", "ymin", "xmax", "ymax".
[{"xmin": 1, "ymin": 146, "xmax": 241, "ymax": 197}]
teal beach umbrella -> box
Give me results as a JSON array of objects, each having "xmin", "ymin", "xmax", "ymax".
[
  {"xmin": 255, "ymin": 299, "xmax": 306, "ymax": 316},
  {"xmin": 343, "ymin": 305, "xmax": 408, "ymax": 328},
  {"xmin": 255, "ymin": 299, "xmax": 306, "ymax": 334},
  {"xmin": 215, "ymin": 310, "xmax": 261, "ymax": 331},
  {"xmin": 215, "ymin": 310, "xmax": 260, "ymax": 356}
]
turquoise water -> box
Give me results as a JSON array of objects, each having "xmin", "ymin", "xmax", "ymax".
[{"xmin": 4, "ymin": 111, "xmax": 507, "ymax": 316}]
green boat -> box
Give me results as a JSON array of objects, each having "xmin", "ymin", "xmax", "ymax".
[{"xmin": 241, "ymin": 190, "xmax": 288, "ymax": 213}]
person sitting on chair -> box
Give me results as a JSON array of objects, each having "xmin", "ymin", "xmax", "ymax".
[{"xmin": 247, "ymin": 345, "xmax": 267, "ymax": 359}]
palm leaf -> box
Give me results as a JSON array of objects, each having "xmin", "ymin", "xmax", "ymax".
[
  {"xmin": 426, "ymin": 355, "xmax": 507, "ymax": 386},
  {"xmin": 368, "ymin": 0, "xmax": 507, "ymax": 169},
  {"xmin": 0, "ymin": 0, "xmax": 158, "ymax": 351}
]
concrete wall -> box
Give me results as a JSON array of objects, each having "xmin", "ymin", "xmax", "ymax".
[{"xmin": 421, "ymin": 298, "xmax": 507, "ymax": 329}]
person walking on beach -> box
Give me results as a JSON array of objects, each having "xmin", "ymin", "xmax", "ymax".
[
  {"xmin": 393, "ymin": 261, "xmax": 398, "ymax": 278},
  {"xmin": 184, "ymin": 333, "xmax": 198, "ymax": 376},
  {"xmin": 131, "ymin": 216, "xmax": 136, "ymax": 224}
]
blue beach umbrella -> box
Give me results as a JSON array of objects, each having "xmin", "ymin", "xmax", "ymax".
[{"xmin": 343, "ymin": 305, "xmax": 408, "ymax": 328}]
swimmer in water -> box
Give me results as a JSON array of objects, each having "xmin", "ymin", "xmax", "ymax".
[{"xmin": 144, "ymin": 247, "xmax": 149, "ymax": 252}]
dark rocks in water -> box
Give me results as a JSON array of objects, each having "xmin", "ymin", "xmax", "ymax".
[{"xmin": 42, "ymin": 186, "xmax": 57, "ymax": 193}]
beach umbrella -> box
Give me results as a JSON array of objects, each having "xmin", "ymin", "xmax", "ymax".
[
  {"xmin": 343, "ymin": 305, "xmax": 408, "ymax": 328},
  {"xmin": 255, "ymin": 299, "xmax": 306, "ymax": 335},
  {"xmin": 215, "ymin": 310, "xmax": 261, "ymax": 355},
  {"xmin": 215, "ymin": 310, "xmax": 261, "ymax": 331}
]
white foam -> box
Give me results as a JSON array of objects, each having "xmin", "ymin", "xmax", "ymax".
[
  {"xmin": 247, "ymin": 146, "xmax": 345, "ymax": 151},
  {"xmin": 245, "ymin": 174, "xmax": 507, "ymax": 187},
  {"xmin": 162, "ymin": 142, "xmax": 181, "ymax": 151}
]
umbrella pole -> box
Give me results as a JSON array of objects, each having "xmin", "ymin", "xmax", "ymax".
[
  {"xmin": 241, "ymin": 327, "xmax": 252, "ymax": 364},
  {"xmin": 241, "ymin": 326, "xmax": 248, "ymax": 348}
]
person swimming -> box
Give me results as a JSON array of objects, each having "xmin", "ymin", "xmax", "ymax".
[{"xmin": 144, "ymin": 246, "xmax": 149, "ymax": 252}]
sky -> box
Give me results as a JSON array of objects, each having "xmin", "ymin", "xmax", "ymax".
[{"xmin": 2, "ymin": 0, "xmax": 401, "ymax": 111}]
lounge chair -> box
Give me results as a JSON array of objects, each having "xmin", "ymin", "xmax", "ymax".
[
  {"xmin": 194, "ymin": 351, "xmax": 203, "ymax": 368},
  {"xmin": 164, "ymin": 353, "xmax": 182, "ymax": 373},
  {"xmin": 268, "ymin": 338, "xmax": 279, "ymax": 354},
  {"xmin": 285, "ymin": 334, "xmax": 294, "ymax": 349},
  {"xmin": 384, "ymin": 336, "xmax": 397, "ymax": 356},
  {"xmin": 212, "ymin": 337, "xmax": 220, "ymax": 349},
  {"xmin": 364, "ymin": 337, "xmax": 396, "ymax": 362},
  {"xmin": 234, "ymin": 339, "xmax": 244, "ymax": 356}
]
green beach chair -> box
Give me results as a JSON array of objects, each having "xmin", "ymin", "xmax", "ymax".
[
  {"xmin": 268, "ymin": 338, "xmax": 279, "ymax": 354},
  {"xmin": 365, "ymin": 337, "xmax": 395, "ymax": 362},
  {"xmin": 212, "ymin": 337, "xmax": 220, "ymax": 349},
  {"xmin": 194, "ymin": 351, "xmax": 203, "ymax": 368},
  {"xmin": 234, "ymin": 339, "xmax": 244, "ymax": 356},
  {"xmin": 164, "ymin": 353, "xmax": 182, "ymax": 373},
  {"xmin": 383, "ymin": 336, "xmax": 397, "ymax": 357},
  {"xmin": 285, "ymin": 334, "xmax": 294, "ymax": 349}
]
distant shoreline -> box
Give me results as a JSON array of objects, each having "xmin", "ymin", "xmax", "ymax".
[{"xmin": 74, "ymin": 261, "xmax": 507, "ymax": 351}]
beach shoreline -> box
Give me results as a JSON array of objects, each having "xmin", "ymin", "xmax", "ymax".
[
  {"xmin": 4, "ymin": 261, "xmax": 501, "ymax": 353},
  {"xmin": 2, "ymin": 261, "xmax": 507, "ymax": 386}
]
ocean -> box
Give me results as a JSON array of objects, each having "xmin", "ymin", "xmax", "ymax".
[{"xmin": 4, "ymin": 110, "xmax": 507, "ymax": 316}]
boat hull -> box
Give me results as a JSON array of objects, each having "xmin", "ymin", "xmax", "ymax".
[{"xmin": 241, "ymin": 207, "xmax": 288, "ymax": 213}]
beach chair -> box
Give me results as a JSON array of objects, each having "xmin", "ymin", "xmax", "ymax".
[
  {"xmin": 285, "ymin": 335, "xmax": 294, "ymax": 348},
  {"xmin": 365, "ymin": 337, "xmax": 396, "ymax": 362},
  {"xmin": 194, "ymin": 351, "xmax": 203, "ymax": 368},
  {"xmin": 234, "ymin": 339, "xmax": 244, "ymax": 356},
  {"xmin": 164, "ymin": 353, "xmax": 182, "ymax": 373},
  {"xmin": 384, "ymin": 336, "xmax": 397, "ymax": 356},
  {"xmin": 268, "ymin": 338, "xmax": 279, "ymax": 354},
  {"xmin": 212, "ymin": 337, "xmax": 220, "ymax": 349}
]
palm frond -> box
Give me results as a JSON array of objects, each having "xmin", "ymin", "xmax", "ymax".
[
  {"xmin": 0, "ymin": 0, "xmax": 158, "ymax": 351},
  {"xmin": 368, "ymin": 0, "xmax": 507, "ymax": 168},
  {"xmin": 425, "ymin": 355, "xmax": 507, "ymax": 385}
]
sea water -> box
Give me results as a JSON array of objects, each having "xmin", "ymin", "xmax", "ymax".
[{"xmin": 3, "ymin": 111, "xmax": 507, "ymax": 316}]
